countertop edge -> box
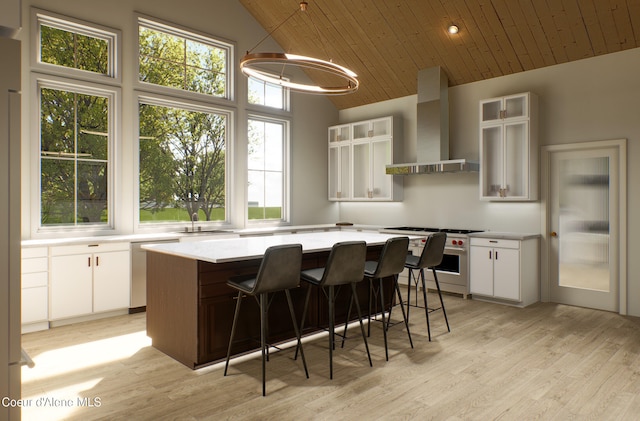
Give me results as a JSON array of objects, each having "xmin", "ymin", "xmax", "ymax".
[{"xmin": 468, "ymin": 232, "xmax": 541, "ymax": 240}]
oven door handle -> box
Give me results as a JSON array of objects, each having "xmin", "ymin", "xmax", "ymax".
[{"xmin": 443, "ymin": 247, "xmax": 466, "ymax": 255}]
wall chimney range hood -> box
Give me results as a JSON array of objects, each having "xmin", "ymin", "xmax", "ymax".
[{"xmin": 386, "ymin": 67, "xmax": 479, "ymax": 175}]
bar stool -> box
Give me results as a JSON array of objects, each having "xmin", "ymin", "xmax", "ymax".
[
  {"xmin": 297, "ymin": 241, "xmax": 371, "ymax": 379},
  {"xmin": 404, "ymin": 232, "xmax": 449, "ymax": 341},
  {"xmin": 364, "ymin": 236, "xmax": 412, "ymax": 361},
  {"xmin": 224, "ymin": 244, "xmax": 308, "ymax": 396}
]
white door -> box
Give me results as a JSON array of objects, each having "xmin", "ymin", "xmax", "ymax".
[
  {"xmin": 93, "ymin": 250, "xmax": 131, "ymax": 312},
  {"xmin": 50, "ymin": 254, "xmax": 93, "ymax": 319},
  {"xmin": 493, "ymin": 247, "xmax": 520, "ymax": 301},
  {"xmin": 542, "ymin": 140, "xmax": 626, "ymax": 312}
]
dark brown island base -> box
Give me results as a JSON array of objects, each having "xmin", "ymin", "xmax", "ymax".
[{"xmin": 144, "ymin": 231, "xmax": 417, "ymax": 369}]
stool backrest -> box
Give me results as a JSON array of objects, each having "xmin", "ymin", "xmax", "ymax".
[
  {"xmin": 252, "ymin": 244, "xmax": 303, "ymax": 294},
  {"xmin": 419, "ymin": 232, "xmax": 447, "ymax": 269},
  {"xmin": 371, "ymin": 236, "xmax": 410, "ymax": 278},
  {"xmin": 321, "ymin": 241, "xmax": 367, "ymax": 286}
]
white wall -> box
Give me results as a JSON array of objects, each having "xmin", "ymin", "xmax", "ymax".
[
  {"xmin": 18, "ymin": 0, "xmax": 339, "ymax": 238},
  {"xmin": 338, "ymin": 47, "xmax": 640, "ymax": 315}
]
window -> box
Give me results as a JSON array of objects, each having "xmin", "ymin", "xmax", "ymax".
[
  {"xmin": 248, "ymin": 76, "xmax": 287, "ymax": 110},
  {"xmin": 138, "ymin": 17, "xmax": 232, "ymax": 98},
  {"xmin": 33, "ymin": 9, "xmax": 119, "ymax": 81},
  {"xmin": 248, "ymin": 117, "xmax": 287, "ymax": 221},
  {"xmin": 38, "ymin": 81, "xmax": 116, "ymax": 227},
  {"xmin": 138, "ymin": 98, "xmax": 229, "ymax": 224}
]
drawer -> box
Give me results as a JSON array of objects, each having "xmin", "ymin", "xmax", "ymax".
[
  {"xmin": 22, "ymin": 286, "xmax": 48, "ymax": 323},
  {"xmin": 470, "ymin": 238, "xmax": 520, "ymax": 249},
  {"xmin": 22, "ymin": 271, "xmax": 48, "ymax": 288},
  {"xmin": 22, "ymin": 247, "xmax": 47, "ymax": 259},
  {"xmin": 50, "ymin": 241, "xmax": 130, "ymax": 256},
  {"xmin": 22, "ymin": 257, "xmax": 48, "ymax": 274}
]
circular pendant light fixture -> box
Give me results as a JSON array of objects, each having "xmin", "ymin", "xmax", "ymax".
[{"xmin": 240, "ymin": 1, "xmax": 359, "ymax": 95}]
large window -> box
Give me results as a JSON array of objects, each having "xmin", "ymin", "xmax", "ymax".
[
  {"xmin": 39, "ymin": 82, "xmax": 115, "ymax": 227},
  {"xmin": 138, "ymin": 17, "xmax": 232, "ymax": 98},
  {"xmin": 139, "ymin": 99, "xmax": 229, "ymax": 224},
  {"xmin": 248, "ymin": 117, "xmax": 287, "ymax": 221}
]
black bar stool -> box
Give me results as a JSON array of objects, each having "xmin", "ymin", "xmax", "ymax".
[
  {"xmin": 297, "ymin": 241, "xmax": 371, "ymax": 379},
  {"xmin": 404, "ymin": 232, "xmax": 449, "ymax": 341},
  {"xmin": 224, "ymin": 244, "xmax": 308, "ymax": 396},
  {"xmin": 363, "ymin": 236, "xmax": 413, "ymax": 361}
]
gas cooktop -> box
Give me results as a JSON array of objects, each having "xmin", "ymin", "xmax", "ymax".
[{"xmin": 384, "ymin": 226, "xmax": 483, "ymax": 235}]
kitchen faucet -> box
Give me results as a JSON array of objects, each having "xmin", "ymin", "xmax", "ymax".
[{"xmin": 191, "ymin": 212, "xmax": 198, "ymax": 232}]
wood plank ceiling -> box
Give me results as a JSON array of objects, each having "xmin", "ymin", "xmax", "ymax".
[{"xmin": 238, "ymin": 0, "xmax": 640, "ymax": 110}]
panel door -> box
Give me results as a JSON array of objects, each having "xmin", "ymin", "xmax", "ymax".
[
  {"xmin": 469, "ymin": 246, "xmax": 494, "ymax": 296},
  {"xmin": 93, "ymin": 250, "xmax": 131, "ymax": 313},
  {"xmin": 50, "ymin": 254, "xmax": 93, "ymax": 319},
  {"xmin": 493, "ymin": 248, "xmax": 520, "ymax": 300}
]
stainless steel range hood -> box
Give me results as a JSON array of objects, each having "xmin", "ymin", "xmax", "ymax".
[{"xmin": 386, "ymin": 67, "xmax": 479, "ymax": 175}]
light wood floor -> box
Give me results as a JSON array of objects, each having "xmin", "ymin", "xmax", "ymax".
[{"xmin": 21, "ymin": 294, "xmax": 640, "ymax": 420}]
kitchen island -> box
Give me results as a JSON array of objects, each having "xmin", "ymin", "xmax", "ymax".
[{"xmin": 143, "ymin": 231, "xmax": 416, "ymax": 369}]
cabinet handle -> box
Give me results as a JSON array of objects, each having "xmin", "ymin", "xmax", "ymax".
[
  {"xmin": 368, "ymin": 130, "xmax": 373, "ymax": 137},
  {"xmin": 96, "ymin": 256, "xmax": 100, "ymax": 266},
  {"xmin": 88, "ymin": 257, "xmax": 91, "ymax": 267},
  {"xmin": 489, "ymin": 251, "xmax": 492, "ymax": 259},
  {"xmin": 495, "ymin": 251, "xmax": 499, "ymax": 260}
]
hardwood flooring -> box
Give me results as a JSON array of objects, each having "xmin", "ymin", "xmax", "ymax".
[{"xmin": 20, "ymin": 294, "xmax": 640, "ymax": 420}]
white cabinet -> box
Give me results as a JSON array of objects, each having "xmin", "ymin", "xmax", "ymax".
[
  {"xmin": 479, "ymin": 92, "xmax": 538, "ymax": 201},
  {"xmin": 328, "ymin": 116, "xmax": 402, "ymax": 201},
  {"xmin": 21, "ymin": 247, "xmax": 49, "ymax": 332},
  {"xmin": 470, "ymin": 236, "xmax": 539, "ymax": 307},
  {"xmin": 50, "ymin": 242, "xmax": 130, "ymax": 320}
]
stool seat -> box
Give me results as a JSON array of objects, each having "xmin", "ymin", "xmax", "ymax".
[
  {"xmin": 300, "ymin": 267, "xmax": 325, "ymax": 286},
  {"xmin": 404, "ymin": 254, "xmax": 421, "ymax": 269}
]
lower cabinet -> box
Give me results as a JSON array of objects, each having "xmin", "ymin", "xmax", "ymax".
[
  {"xmin": 469, "ymin": 236, "xmax": 539, "ymax": 307},
  {"xmin": 50, "ymin": 242, "xmax": 130, "ymax": 321},
  {"xmin": 21, "ymin": 247, "xmax": 49, "ymax": 332}
]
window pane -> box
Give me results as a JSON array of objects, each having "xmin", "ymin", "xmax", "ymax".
[
  {"xmin": 139, "ymin": 103, "xmax": 227, "ymax": 223},
  {"xmin": 139, "ymin": 24, "xmax": 227, "ymax": 97},
  {"xmin": 40, "ymin": 24, "xmax": 109, "ymax": 75},
  {"xmin": 265, "ymin": 83, "xmax": 283, "ymax": 108},
  {"xmin": 248, "ymin": 76, "xmax": 285, "ymax": 109},
  {"xmin": 40, "ymin": 87, "xmax": 110, "ymax": 227},
  {"xmin": 248, "ymin": 118, "xmax": 285, "ymax": 221}
]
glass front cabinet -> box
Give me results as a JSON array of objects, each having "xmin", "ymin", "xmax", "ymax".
[
  {"xmin": 479, "ymin": 92, "xmax": 538, "ymax": 201},
  {"xmin": 328, "ymin": 116, "xmax": 402, "ymax": 201}
]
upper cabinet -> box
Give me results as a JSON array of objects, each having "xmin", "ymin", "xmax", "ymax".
[
  {"xmin": 479, "ymin": 92, "xmax": 538, "ymax": 201},
  {"xmin": 328, "ymin": 116, "xmax": 403, "ymax": 201}
]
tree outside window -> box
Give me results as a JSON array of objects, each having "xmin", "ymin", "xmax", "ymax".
[{"xmin": 139, "ymin": 102, "xmax": 227, "ymax": 223}]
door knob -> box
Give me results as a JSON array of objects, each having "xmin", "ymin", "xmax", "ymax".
[{"xmin": 550, "ymin": 231, "xmax": 557, "ymax": 237}]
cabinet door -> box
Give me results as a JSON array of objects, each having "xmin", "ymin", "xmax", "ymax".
[
  {"xmin": 328, "ymin": 145, "xmax": 341, "ymax": 199},
  {"xmin": 328, "ymin": 124, "xmax": 350, "ymax": 143},
  {"xmin": 480, "ymin": 98, "xmax": 504, "ymax": 123},
  {"xmin": 22, "ymin": 286, "xmax": 48, "ymax": 323},
  {"xmin": 50, "ymin": 254, "xmax": 93, "ymax": 319},
  {"xmin": 470, "ymin": 246, "xmax": 494, "ymax": 296},
  {"xmin": 352, "ymin": 141, "xmax": 370, "ymax": 199},
  {"xmin": 504, "ymin": 121, "xmax": 528, "ymax": 198},
  {"xmin": 493, "ymin": 248, "xmax": 520, "ymax": 300},
  {"xmin": 93, "ymin": 250, "xmax": 131, "ymax": 313},
  {"xmin": 503, "ymin": 93, "xmax": 528, "ymax": 120},
  {"xmin": 480, "ymin": 125, "xmax": 504, "ymax": 198},
  {"xmin": 371, "ymin": 139, "xmax": 391, "ymax": 199}
]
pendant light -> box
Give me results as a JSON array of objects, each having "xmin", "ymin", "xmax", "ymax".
[{"xmin": 240, "ymin": 1, "xmax": 359, "ymax": 95}]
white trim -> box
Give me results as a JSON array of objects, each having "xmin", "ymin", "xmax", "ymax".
[
  {"xmin": 30, "ymin": 8, "xmax": 122, "ymax": 85},
  {"xmin": 30, "ymin": 73, "xmax": 121, "ymax": 238},
  {"xmin": 540, "ymin": 139, "xmax": 627, "ymax": 314}
]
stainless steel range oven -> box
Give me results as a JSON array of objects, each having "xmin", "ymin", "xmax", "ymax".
[{"xmin": 380, "ymin": 227, "xmax": 483, "ymax": 299}]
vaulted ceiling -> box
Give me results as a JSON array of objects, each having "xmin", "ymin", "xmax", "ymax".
[{"xmin": 238, "ymin": 0, "xmax": 640, "ymax": 110}]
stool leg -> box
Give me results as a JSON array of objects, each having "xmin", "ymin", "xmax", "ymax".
[
  {"xmin": 285, "ymin": 289, "xmax": 308, "ymax": 379},
  {"xmin": 351, "ymin": 282, "xmax": 372, "ymax": 367},
  {"xmin": 294, "ymin": 286, "xmax": 312, "ymax": 361},
  {"xmin": 367, "ymin": 280, "xmax": 372, "ymax": 337},
  {"xmin": 341, "ymin": 291, "xmax": 354, "ymax": 349},
  {"xmin": 260, "ymin": 293, "xmax": 267, "ymax": 396},
  {"xmin": 393, "ymin": 275, "xmax": 413, "ymax": 348},
  {"xmin": 420, "ymin": 268, "xmax": 432, "ymax": 341},
  {"xmin": 406, "ymin": 269, "xmax": 412, "ymax": 318},
  {"xmin": 433, "ymin": 268, "xmax": 450, "ymax": 332},
  {"xmin": 379, "ymin": 277, "xmax": 389, "ymax": 361},
  {"xmin": 328, "ymin": 285, "xmax": 335, "ymax": 379},
  {"xmin": 224, "ymin": 291, "xmax": 243, "ymax": 376}
]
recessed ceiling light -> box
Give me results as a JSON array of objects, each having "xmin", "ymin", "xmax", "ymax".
[{"xmin": 448, "ymin": 25, "xmax": 459, "ymax": 34}]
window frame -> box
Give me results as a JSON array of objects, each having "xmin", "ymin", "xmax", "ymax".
[
  {"xmin": 134, "ymin": 92, "xmax": 235, "ymax": 231},
  {"xmin": 31, "ymin": 73, "xmax": 121, "ymax": 234},
  {"xmin": 135, "ymin": 14, "xmax": 236, "ymax": 104},
  {"xmin": 30, "ymin": 8, "xmax": 122, "ymax": 85},
  {"xmin": 246, "ymin": 114, "xmax": 291, "ymax": 225},
  {"xmin": 247, "ymin": 75, "xmax": 290, "ymax": 111}
]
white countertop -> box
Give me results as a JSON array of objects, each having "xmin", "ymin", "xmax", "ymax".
[
  {"xmin": 468, "ymin": 232, "xmax": 540, "ymax": 240},
  {"xmin": 142, "ymin": 231, "xmax": 420, "ymax": 263}
]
